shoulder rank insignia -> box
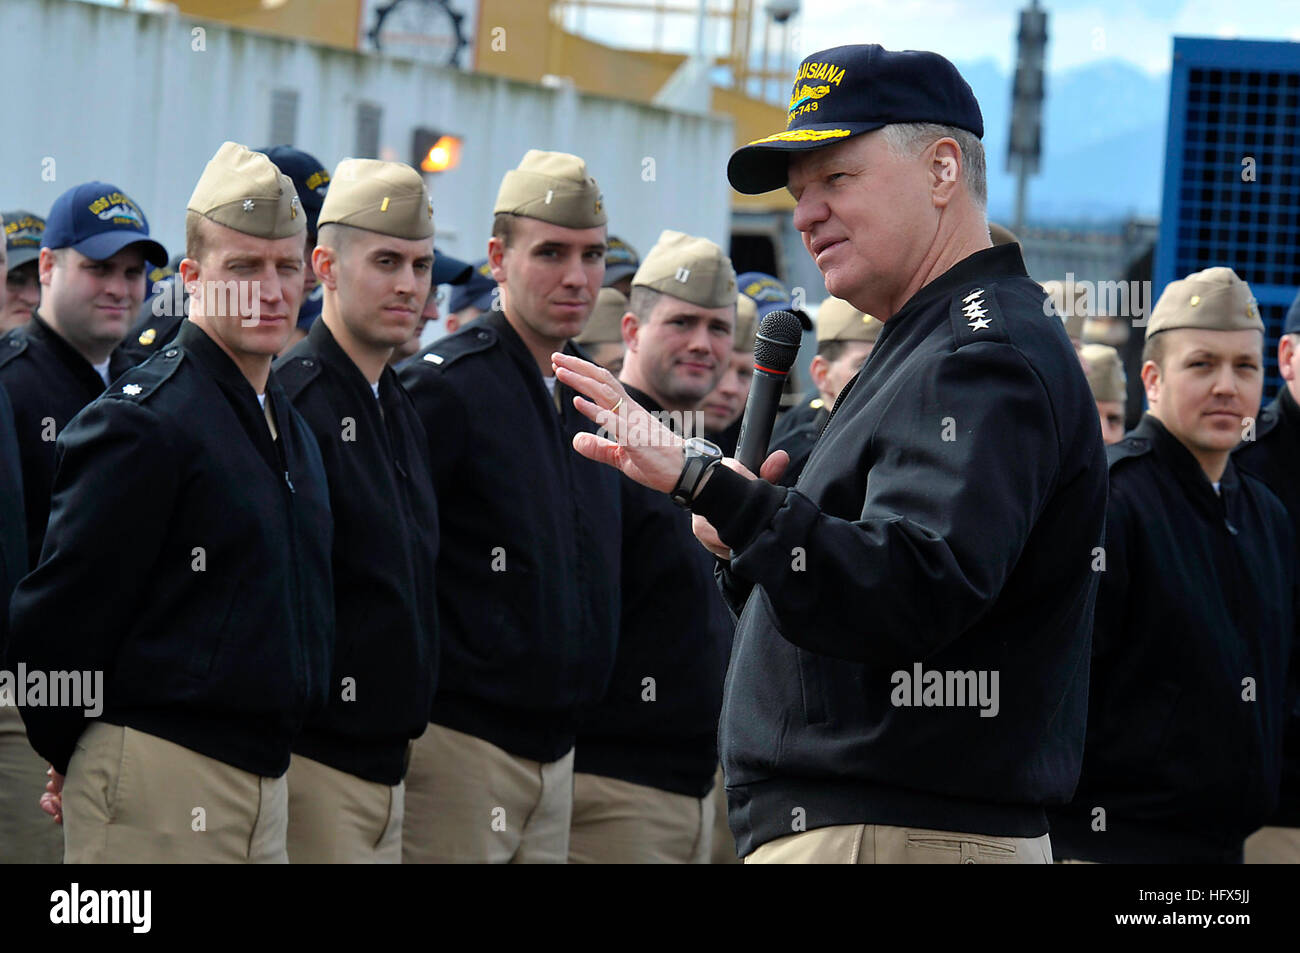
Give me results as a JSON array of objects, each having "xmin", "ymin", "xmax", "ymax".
[{"xmin": 961, "ymin": 289, "xmax": 991, "ymax": 331}]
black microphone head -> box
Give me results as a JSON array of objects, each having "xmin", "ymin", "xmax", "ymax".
[{"xmin": 753, "ymin": 309, "xmax": 803, "ymax": 372}]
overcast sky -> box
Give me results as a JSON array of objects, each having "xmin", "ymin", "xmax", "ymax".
[{"xmin": 565, "ymin": 0, "xmax": 1300, "ymax": 76}]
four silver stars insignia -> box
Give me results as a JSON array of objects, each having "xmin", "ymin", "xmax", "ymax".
[{"xmin": 962, "ymin": 289, "xmax": 991, "ymax": 331}]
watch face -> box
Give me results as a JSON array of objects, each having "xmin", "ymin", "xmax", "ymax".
[{"xmin": 686, "ymin": 437, "xmax": 723, "ymax": 459}]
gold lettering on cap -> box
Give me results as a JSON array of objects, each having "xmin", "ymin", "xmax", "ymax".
[{"xmin": 381, "ymin": 196, "xmax": 391, "ymax": 212}]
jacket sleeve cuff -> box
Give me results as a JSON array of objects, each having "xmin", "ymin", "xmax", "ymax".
[{"xmin": 689, "ymin": 464, "xmax": 788, "ymax": 553}]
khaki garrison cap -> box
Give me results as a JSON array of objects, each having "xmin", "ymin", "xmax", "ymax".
[
  {"xmin": 1080, "ymin": 343, "xmax": 1126, "ymax": 403},
  {"xmin": 817, "ymin": 296, "xmax": 881, "ymax": 344},
  {"xmin": 318, "ymin": 159, "xmax": 434, "ymax": 241},
  {"xmin": 1041, "ymin": 280, "xmax": 1087, "ymax": 340},
  {"xmin": 988, "ymin": 222, "xmax": 1020, "ymax": 247},
  {"xmin": 632, "ymin": 229, "xmax": 737, "ymax": 310},
  {"xmin": 575, "ymin": 287, "xmax": 628, "ymax": 345},
  {"xmin": 734, "ymin": 295, "xmax": 757, "ymax": 351},
  {"xmin": 187, "ymin": 142, "xmax": 305, "ymax": 239},
  {"xmin": 493, "ymin": 150, "xmax": 606, "ymax": 229},
  {"xmin": 1146, "ymin": 266, "xmax": 1264, "ymax": 338}
]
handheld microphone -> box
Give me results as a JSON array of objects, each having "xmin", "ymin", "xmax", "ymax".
[{"xmin": 734, "ymin": 309, "xmax": 803, "ymax": 474}]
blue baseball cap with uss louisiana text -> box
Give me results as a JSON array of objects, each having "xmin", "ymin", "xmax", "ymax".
[
  {"xmin": 41, "ymin": 181, "xmax": 167, "ymax": 266},
  {"xmin": 727, "ymin": 44, "xmax": 984, "ymax": 195},
  {"xmin": 737, "ymin": 270, "xmax": 812, "ymax": 330}
]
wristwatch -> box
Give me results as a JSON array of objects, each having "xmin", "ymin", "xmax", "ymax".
[{"xmin": 670, "ymin": 437, "xmax": 724, "ymax": 508}]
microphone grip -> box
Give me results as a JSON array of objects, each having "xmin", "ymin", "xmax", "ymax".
[{"xmin": 734, "ymin": 366, "xmax": 788, "ymax": 474}]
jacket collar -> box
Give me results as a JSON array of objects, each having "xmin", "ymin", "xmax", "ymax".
[
  {"xmin": 877, "ymin": 243, "xmax": 1031, "ymax": 345},
  {"xmin": 622, "ymin": 383, "xmax": 663, "ymax": 416},
  {"xmin": 176, "ymin": 319, "xmax": 266, "ymax": 397},
  {"xmin": 176, "ymin": 320, "xmax": 286, "ymax": 471},
  {"xmin": 1277, "ymin": 384, "xmax": 1299, "ymax": 431},
  {"xmin": 1134, "ymin": 412, "xmax": 1240, "ymax": 504},
  {"xmin": 306, "ymin": 315, "xmax": 383, "ymax": 404},
  {"xmin": 29, "ymin": 311, "xmax": 119, "ymax": 392}
]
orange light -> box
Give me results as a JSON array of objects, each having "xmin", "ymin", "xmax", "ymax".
[{"xmin": 421, "ymin": 135, "xmax": 462, "ymax": 173}]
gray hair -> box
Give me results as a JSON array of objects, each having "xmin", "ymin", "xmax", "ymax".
[{"xmin": 880, "ymin": 123, "xmax": 987, "ymax": 210}]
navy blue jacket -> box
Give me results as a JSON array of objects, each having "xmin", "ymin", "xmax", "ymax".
[
  {"xmin": 0, "ymin": 383, "xmax": 25, "ymax": 660},
  {"xmin": 276, "ymin": 318, "xmax": 440, "ymax": 786},
  {"xmin": 1049, "ymin": 415, "xmax": 1297, "ymax": 862},
  {"xmin": 398, "ymin": 311, "xmax": 621, "ymax": 762},
  {"xmin": 9, "ymin": 321, "xmax": 334, "ymax": 777},
  {"xmin": 575, "ymin": 385, "xmax": 734, "ymax": 798},
  {"xmin": 1234, "ymin": 386, "xmax": 1300, "ymax": 827},
  {"xmin": 691, "ymin": 244, "xmax": 1107, "ymax": 857},
  {"xmin": 0, "ymin": 315, "xmax": 134, "ymax": 567}
]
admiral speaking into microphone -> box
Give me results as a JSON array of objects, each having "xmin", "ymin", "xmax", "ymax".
[{"xmin": 552, "ymin": 44, "xmax": 1107, "ymax": 864}]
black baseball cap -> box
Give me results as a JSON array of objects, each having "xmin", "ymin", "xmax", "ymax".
[
  {"xmin": 3, "ymin": 211, "xmax": 46, "ymax": 269},
  {"xmin": 260, "ymin": 146, "xmax": 331, "ymax": 235},
  {"xmin": 41, "ymin": 182, "xmax": 167, "ymax": 266},
  {"xmin": 1285, "ymin": 286, "xmax": 1300, "ymax": 336},
  {"xmin": 433, "ymin": 247, "xmax": 474, "ymax": 286},
  {"xmin": 727, "ymin": 44, "xmax": 984, "ymax": 195}
]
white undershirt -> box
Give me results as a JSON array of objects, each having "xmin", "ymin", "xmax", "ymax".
[
  {"xmin": 256, "ymin": 393, "xmax": 266, "ymax": 409},
  {"xmin": 543, "ymin": 375, "xmax": 557, "ymax": 396},
  {"xmin": 92, "ymin": 359, "xmax": 111, "ymax": 387},
  {"xmin": 370, "ymin": 381, "xmax": 380, "ymax": 399},
  {"xmin": 1212, "ymin": 481, "xmax": 1221, "ymax": 496}
]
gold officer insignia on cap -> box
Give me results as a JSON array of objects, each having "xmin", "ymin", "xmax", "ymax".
[
  {"xmin": 427, "ymin": 199, "xmax": 434, "ymax": 219},
  {"xmin": 1189, "ymin": 295, "xmax": 1200, "ymax": 306},
  {"xmin": 595, "ymin": 197, "xmax": 603, "ymax": 215},
  {"xmin": 290, "ymin": 195, "xmax": 299, "ymax": 219},
  {"xmin": 122, "ymin": 383, "xmax": 143, "ymax": 396},
  {"xmin": 381, "ymin": 196, "xmax": 391, "ymax": 212},
  {"xmin": 138, "ymin": 328, "xmax": 156, "ymax": 346}
]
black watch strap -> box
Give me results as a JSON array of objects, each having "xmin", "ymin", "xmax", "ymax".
[{"xmin": 671, "ymin": 437, "xmax": 723, "ymax": 508}]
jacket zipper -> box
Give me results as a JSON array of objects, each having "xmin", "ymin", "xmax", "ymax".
[{"xmin": 272, "ymin": 410, "xmax": 307, "ymax": 711}]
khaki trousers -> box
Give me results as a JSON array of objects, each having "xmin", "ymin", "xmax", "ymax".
[
  {"xmin": 402, "ymin": 723, "xmax": 573, "ymax": 863},
  {"xmin": 63, "ymin": 722, "xmax": 288, "ymax": 864},
  {"xmin": 0, "ymin": 704, "xmax": 64, "ymax": 863},
  {"xmin": 709, "ymin": 766, "xmax": 740, "ymax": 864},
  {"xmin": 1244, "ymin": 826, "xmax": 1300, "ymax": 863},
  {"xmin": 285, "ymin": 754, "xmax": 403, "ymax": 863},
  {"xmin": 568, "ymin": 771, "xmax": 712, "ymax": 864},
  {"xmin": 745, "ymin": 823, "xmax": 1053, "ymax": 864}
]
